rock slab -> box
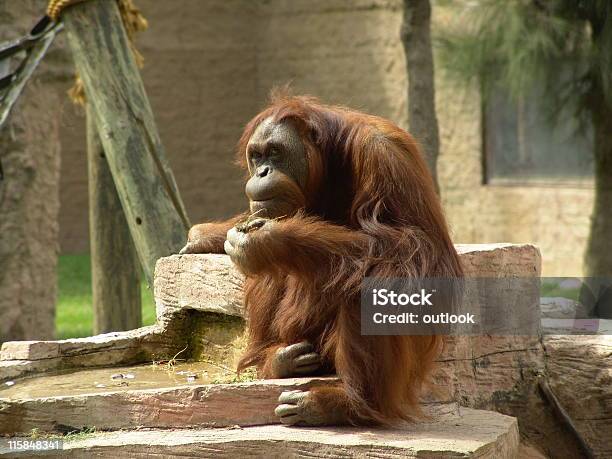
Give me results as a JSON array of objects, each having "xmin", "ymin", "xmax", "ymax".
[
  {"xmin": 0, "ymin": 406, "xmax": 519, "ymax": 458},
  {"xmin": 544, "ymin": 334, "xmax": 612, "ymax": 458}
]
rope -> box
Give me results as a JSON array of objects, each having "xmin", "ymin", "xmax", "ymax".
[
  {"xmin": 47, "ymin": 0, "xmax": 86, "ymax": 21},
  {"xmin": 47, "ymin": 0, "xmax": 148, "ymax": 105}
]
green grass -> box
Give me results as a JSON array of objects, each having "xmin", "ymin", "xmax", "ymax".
[
  {"xmin": 56, "ymin": 254, "xmax": 156, "ymax": 340},
  {"xmin": 540, "ymin": 281, "xmax": 580, "ymax": 301}
]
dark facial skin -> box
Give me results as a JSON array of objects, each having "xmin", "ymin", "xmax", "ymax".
[{"xmin": 245, "ymin": 117, "xmax": 308, "ymax": 219}]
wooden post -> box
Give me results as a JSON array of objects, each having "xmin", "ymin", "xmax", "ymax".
[
  {"xmin": 87, "ymin": 105, "xmax": 141, "ymax": 333},
  {"xmin": 61, "ymin": 0, "xmax": 190, "ymax": 286}
]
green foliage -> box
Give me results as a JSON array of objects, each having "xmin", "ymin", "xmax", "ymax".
[
  {"xmin": 437, "ymin": 0, "xmax": 612, "ymax": 121},
  {"xmin": 56, "ymin": 254, "xmax": 155, "ymax": 339}
]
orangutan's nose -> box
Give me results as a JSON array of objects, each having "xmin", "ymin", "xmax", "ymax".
[{"xmin": 256, "ymin": 165, "xmax": 271, "ymax": 178}]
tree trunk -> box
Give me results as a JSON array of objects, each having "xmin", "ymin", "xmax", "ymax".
[
  {"xmin": 401, "ymin": 0, "xmax": 440, "ymax": 193},
  {"xmin": 582, "ymin": 105, "xmax": 612, "ymax": 318},
  {"xmin": 87, "ymin": 106, "xmax": 142, "ymax": 333},
  {"xmin": 0, "ymin": 2, "xmax": 64, "ymax": 342}
]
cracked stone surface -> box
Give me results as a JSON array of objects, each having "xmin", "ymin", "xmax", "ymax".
[{"xmin": 0, "ymin": 405, "xmax": 520, "ymax": 458}]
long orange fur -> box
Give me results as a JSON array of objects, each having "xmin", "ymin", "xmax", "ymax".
[{"xmin": 190, "ymin": 94, "xmax": 463, "ymax": 425}]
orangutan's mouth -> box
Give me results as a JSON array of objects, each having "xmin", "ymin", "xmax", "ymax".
[{"xmin": 250, "ymin": 198, "xmax": 298, "ymax": 219}]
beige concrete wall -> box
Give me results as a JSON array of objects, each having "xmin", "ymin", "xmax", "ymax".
[
  {"xmin": 436, "ymin": 82, "xmax": 593, "ymax": 276},
  {"xmin": 431, "ymin": 9, "xmax": 594, "ymax": 277},
  {"xmin": 56, "ymin": 0, "xmax": 593, "ymax": 276}
]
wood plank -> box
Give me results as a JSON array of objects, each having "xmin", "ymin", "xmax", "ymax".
[
  {"xmin": 87, "ymin": 105, "xmax": 141, "ymax": 333},
  {"xmin": 61, "ymin": 0, "xmax": 190, "ymax": 285}
]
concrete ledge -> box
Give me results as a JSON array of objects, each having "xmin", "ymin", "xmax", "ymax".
[
  {"xmin": 153, "ymin": 246, "xmax": 545, "ymax": 410},
  {"xmin": 0, "ymin": 377, "xmax": 338, "ymax": 435},
  {"xmin": 0, "ymin": 245, "xmax": 544, "ymax": 406},
  {"xmin": 0, "ymin": 326, "xmax": 187, "ymax": 383},
  {"xmin": 0, "ymin": 244, "xmax": 557, "ymax": 457},
  {"xmin": 154, "ymin": 253, "xmax": 244, "ymax": 319},
  {"xmin": 154, "ymin": 244, "xmax": 542, "ymax": 319},
  {"xmin": 0, "ymin": 327, "xmax": 161, "ymax": 363},
  {"xmin": 455, "ymin": 243, "xmax": 541, "ymax": 277},
  {"xmin": 0, "ymin": 406, "xmax": 519, "ymax": 458},
  {"xmin": 0, "ymin": 243, "xmax": 542, "ymax": 384},
  {"xmin": 0, "ymin": 341, "xmax": 60, "ymax": 361}
]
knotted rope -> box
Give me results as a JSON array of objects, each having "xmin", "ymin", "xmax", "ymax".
[{"xmin": 47, "ymin": 0, "xmax": 147, "ymax": 105}]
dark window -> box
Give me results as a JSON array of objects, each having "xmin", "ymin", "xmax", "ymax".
[{"xmin": 483, "ymin": 86, "xmax": 593, "ymax": 186}]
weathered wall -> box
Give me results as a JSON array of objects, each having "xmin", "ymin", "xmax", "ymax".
[
  {"xmin": 432, "ymin": 9, "xmax": 594, "ymax": 277},
  {"xmin": 56, "ymin": 0, "xmax": 593, "ymax": 276},
  {"xmin": 0, "ymin": 0, "xmax": 71, "ymax": 340},
  {"xmin": 255, "ymin": 0, "xmax": 406, "ymax": 120}
]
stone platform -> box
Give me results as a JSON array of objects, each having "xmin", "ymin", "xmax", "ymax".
[
  {"xmin": 5, "ymin": 243, "xmax": 601, "ymax": 458},
  {"xmin": 0, "ymin": 405, "xmax": 519, "ymax": 458}
]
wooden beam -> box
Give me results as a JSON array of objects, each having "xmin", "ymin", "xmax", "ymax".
[
  {"xmin": 61, "ymin": 0, "xmax": 190, "ymax": 285},
  {"xmin": 87, "ymin": 105, "xmax": 141, "ymax": 333}
]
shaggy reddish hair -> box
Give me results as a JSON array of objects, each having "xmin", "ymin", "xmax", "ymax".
[{"xmin": 232, "ymin": 94, "xmax": 463, "ymax": 424}]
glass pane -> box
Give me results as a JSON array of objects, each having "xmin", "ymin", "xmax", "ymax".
[{"xmin": 484, "ymin": 86, "xmax": 593, "ymax": 184}]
